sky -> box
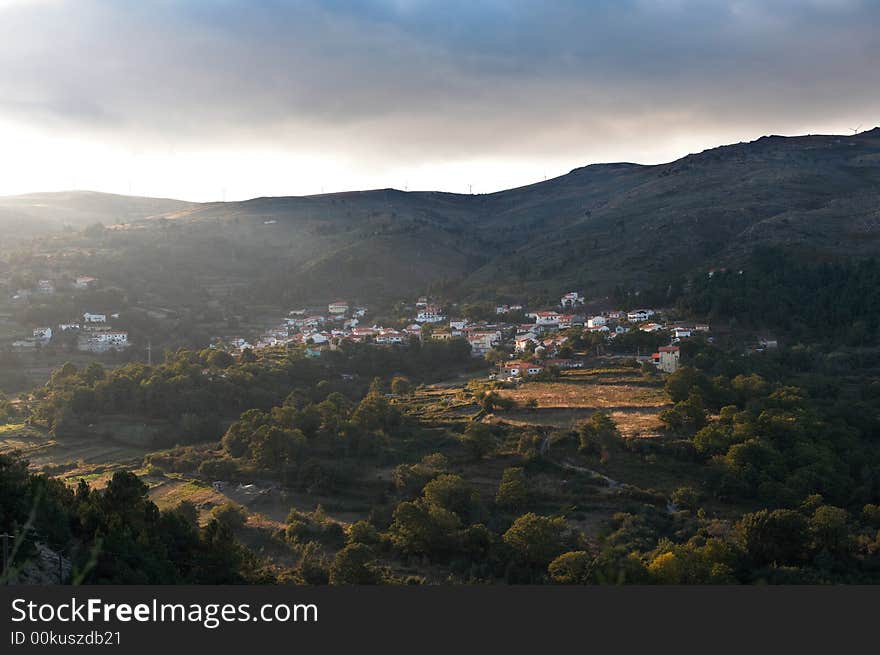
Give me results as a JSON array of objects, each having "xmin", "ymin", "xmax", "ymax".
[{"xmin": 0, "ymin": 0, "xmax": 878, "ymax": 201}]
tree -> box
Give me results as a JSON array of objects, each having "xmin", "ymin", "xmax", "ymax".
[
  {"xmin": 660, "ymin": 391, "xmax": 707, "ymax": 432},
  {"xmin": 422, "ymin": 474, "xmax": 480, "ymax": 522},
  {"xmin": 83, "ymin": 362, "xmax": 106, "ymax": 384},
  {"xmin": 548, "ymin": 551, "xmax": 593, "ymax": 584},
  {"xmin": 329, "ymin": 543, "xmax": 382, "ymax": 585},
  {"xmin": 458, "ymin": 423, "xmax": 496, "ymax": 459},
  {"xmin": 252, "ymin": 426, "xmax": 306, "ymax": 470},
  {"xmin": 351, "ymin": 392, "xmax": 400, "ymax": 433},
  {"xmin": 496, "ymin": 467, "xmax": 529, "ymax": 510},
  {"xmin": 347, "ymin": 520, "xmax": 380, "ymax": 546},
  {"xmin": 207, "ymin": 350, "xmax": 235, "ymax": 369},
  {"xmin": 390, "ymin": 376, "xmax": 412, "ymax": 396},
  {"xmin": 296, "ymin": 540, "xmax": 330, "ymax": 585},
  {"xmin": 503, "ymin": 513, "xmax": 572, "ymax": 568},
  {"xmin": 809, "ymin": 505, "xmax": 850, "ymax": 557},
  {"xmin": 387, "ymin": 501, "xmax": 461, "ymax": 556},
  {"xmin": 665, "ymin": 366, "xmax": 711, "ymax": 403},
  {"xmin": 734, "ymin": 509, "xmax": 808, "ymax": 567},
  {"xmin": 670, "ymin": 486, "xmax": 701, "ymax": 512},
  {"xmin": 211, "ymin": 503, "xmax": 247, "ymax": 532},
  {"xmin": 578, "ymin": 411, "xmax": 619, "ymax": 458}
]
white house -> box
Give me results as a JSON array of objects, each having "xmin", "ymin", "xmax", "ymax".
[
  {"xmin": 627, "ymin": 309, "xmax": 655, "ymax": 323},
  {"xmin": 83, "ymin": 312, "xmax": 107, "ymax": 324},
  {"xmin": 587, "ymin": 315, "xmax": 607, "ymax": 329},
  {"xmin": 515, "ymin": 334, "xmax": 538, "ymax": 352},
  {"xmin": 304, "ymin": 332, "xmax": 330, "ymax": 345},
  {"xmin": 37, "ymin": 280, "xmax": 54, "ymax": 294},
  {"xmin": 350, "ymin": 327, "xmax": 378, "ymax": 341},
  {"xmin": 302, "ymin": 315, "xmax": 326, "ymax": 328},
  {"xmin": 59, "ymin": 322, "xmax": 80, "ymax": 331},
  {"xmin": 376, "ymin": 330, "xmax": 407, "ymax": 344},
  {"xmin": 79, "ymin": 330, "xmax": 129, "ymax": 352},
  {"xmin": 328, "ymin": 300, "xmax": 349, "ymax": 315},
  {"xmin": 558, "ymin": 314, "xmax": 584, "ymax": 329},
  {"xmin": 502, "ymin": 361, "xmax": 545, "ymax": 377},
  {"xmin": 467, "ymin": 330, "xmax": 501, "ymax": 356},
  {"xmin": 416, "ymin": 304, "xmax": 446, "ymax": 323},
  {"xmin": 33, "ymin": 327, "xmax": 52, "ymax": 342},
  {"xmin": 74, "ymin": 276, "xmax": 98, "ymax": 289},
  {"xmin": 652, "ymin": 345, "xmax": 680, "ymax": 373},
  {"xmin": 534, "ymin": 311, "xmax": 561, "ymax": 327},
  {"xmin": 495, "ymin": 304, "xmax": 523, "ymax": 315},
  {"xmin": 449, "ymin": 319, "xmax": 468, "ymax": 331},
  {"xmin": 560, "ymin": 291, "xmax": 584, "ymax": 308},
  {"xmin": 673, "ymin": 327, "xmax": 693, "ymax": 340}
]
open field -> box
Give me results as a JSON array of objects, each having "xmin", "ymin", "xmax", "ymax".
[{"xmin": 492, "ymin": 369, "xmax": 670, "ymax": 437}]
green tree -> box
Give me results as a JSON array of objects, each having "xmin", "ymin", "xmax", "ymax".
[
  {"xmin": 503, "ymin": 513, "xmax": 573, "ymax": 568},
  {"xmin": 496, "ymin": 467, "xmax": 529, "ymax": 511},
  {"xmin": 548, "ymin": 550, "xmax": 593, "ymax": 584},
  {"xmin": 207, "ymin": 350, "xmax": 235, "ymax": 369},
  {"xmin": 578, "ymin": 411, "xmax": 619, "ymax": 457},
  {"xmin": 735, "ymin": 509, "xmax": 808, "ymax": 567},
  {"xmin": 422, "ymin": 474, "xmax": 480, "ymax": 522},
  {"xmin": 390, "ymin": 376, "xmax": 412, "ymax": 396},
  {"xmin": 458, "ymin": 423, "xmax": 496, "ymax": 460},
  {"xmin": 210, "ymin": 503, "xmax": 247, "ymax": 532},
  {"xmin": 329, "ymin": 543, "xmax": 383, "ymax": 585},
  {"xmin": 346, "ymin": 520, "xmax": 380, "ymax": 546}
]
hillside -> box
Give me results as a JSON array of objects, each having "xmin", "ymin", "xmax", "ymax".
[{"xmin": 4, "ymin": 128, "xmax": 880, "ymax": 302}]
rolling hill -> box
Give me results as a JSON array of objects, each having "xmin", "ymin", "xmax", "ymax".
[{"xmin": 2, "ymin": 128, "xmax": 879, "ymax": 303}]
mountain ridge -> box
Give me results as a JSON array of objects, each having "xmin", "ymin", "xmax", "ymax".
[{"xmin": 2, "ymin": 128, "xmax": 879, "ymax": 302}]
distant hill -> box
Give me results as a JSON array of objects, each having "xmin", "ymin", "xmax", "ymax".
[
  {"xmin": 5, "ymin": 128, "xmax": 880, "ymax": 303},
  {"xmin": 0, "ymin": 190, "xmax": 195, "ymax": 237}
]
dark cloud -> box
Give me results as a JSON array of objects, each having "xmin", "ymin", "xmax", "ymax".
[{"xmin": 0, "ymin": 0, "xmax": 877, "ymax": 181}]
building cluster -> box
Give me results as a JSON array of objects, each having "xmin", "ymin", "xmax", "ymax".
[
  {"xmin": 214, "ymin": 291, "xmax": 708, "ymax": 379},
  {"xmin": 11, "ymin": 275, "xmax": 99, "ymax": 301},
  {"xmin": 16, "ymin": 310, "xmax": 128, "ymax": 353},
  {"xmin": 7, "ymin": 274, "xmax": 130, "ymax": 353}
]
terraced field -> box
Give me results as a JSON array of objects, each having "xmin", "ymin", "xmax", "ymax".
[{"xmin": 493, "ymin": 368, "xmax": 670, "ymax": 438}]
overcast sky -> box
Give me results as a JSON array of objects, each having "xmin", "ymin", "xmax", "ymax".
[{"xmin": 0, "ymin": 0, "xmax": 877, "ymax": 201}]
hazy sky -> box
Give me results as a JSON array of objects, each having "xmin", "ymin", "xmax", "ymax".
[{"xmin": 0, "ymin": 0, "xmax": 878, "ymax": 201}]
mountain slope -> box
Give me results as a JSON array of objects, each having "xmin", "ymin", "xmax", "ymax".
[{"xmin": 4, "ymin": 128, "xmax": 880, "ymax": 302}]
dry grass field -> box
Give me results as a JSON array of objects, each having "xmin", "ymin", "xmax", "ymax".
[
  {"xmin": 492, "ymin": 368, "xmax": 671, "ymax": 438},
  {"xmin": 0, "ymin": 417, "xmax": 164, "ymax": 478}
]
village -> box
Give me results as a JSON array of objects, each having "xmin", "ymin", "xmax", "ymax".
[{"xmin": 212, "ymin": 290, "xmax": 716, "ymax": 378}]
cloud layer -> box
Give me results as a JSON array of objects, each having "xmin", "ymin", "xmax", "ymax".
[{"xmin": 0, "ymin": 0, "xmax": 878, "ymax": 199}]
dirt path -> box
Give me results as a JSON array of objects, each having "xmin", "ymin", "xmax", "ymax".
[{"xmin": 539, "ymin": 432, "xmax": 621, "ymax": 491}]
